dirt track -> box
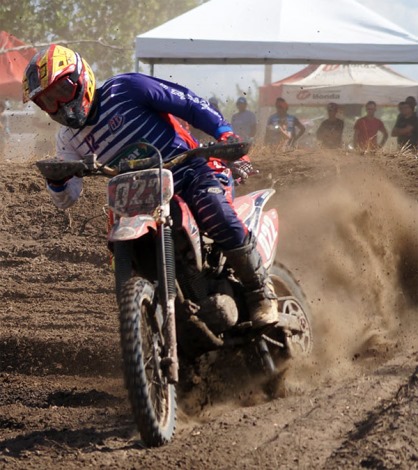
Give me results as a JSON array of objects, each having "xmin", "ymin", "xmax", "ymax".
[{"xmin": 1, "ymin": 148, "xmax": 417, "ymax": 469}]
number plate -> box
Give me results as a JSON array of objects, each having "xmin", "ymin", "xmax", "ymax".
[{"xmin": 107, "ymin": 169, "xmax": 173, "ymax": 217}]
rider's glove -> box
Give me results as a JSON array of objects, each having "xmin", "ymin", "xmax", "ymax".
[
  {"xmin": 45, "ymin": 166, "xmax": 86, "ymax": 191},
  {"xmin": 46, "ymin": 166, "xmax": 86, "ymax": 191},
  {"xmin": 231, "ymin": 159, "xmax": 254, "ymax": 182},
  {"xmin": 217, "ymin": 131, "xmax": 241, "ymax": 144},
  {"xmin": 46, "ymin": 177, "xmax": 71, "ymax": 192}
]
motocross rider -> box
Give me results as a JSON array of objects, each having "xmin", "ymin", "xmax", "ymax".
[{"xmin": 22, "ymin": 44, "xmax": 278, "ymax": 327}]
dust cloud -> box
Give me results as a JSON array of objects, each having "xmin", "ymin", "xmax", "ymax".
[
  {"xmin": 178, "ymin": 160, "xmax": 418, "ymax": 413},
  {"xmin": 274, "ymin": 163, "xmax": 418, "ymax": 386}
]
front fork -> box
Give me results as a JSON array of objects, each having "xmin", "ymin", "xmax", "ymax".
[
  {"xmin": 157, "ymin": 224, "xmax": 179, "ymax": 384},
  {"xmin": 108, "ymin": 205, "xmax": 179, "ymax": 383}
]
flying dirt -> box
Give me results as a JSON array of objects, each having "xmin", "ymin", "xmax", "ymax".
[{"xmin": 0, "ymin": 147, "xmax": 417, "ymax": 469}]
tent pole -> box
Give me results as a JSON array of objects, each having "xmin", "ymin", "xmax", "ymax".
[
  {"xmin": 264, "ymin": 64, "xmax": 273, "ymax": 85},
  {"xmin": 258, "ymin": 64, "xmax": 273, "ymax": 143},
  {"xmin": 150, "ymin": 62, "xmax": 155, "ymax": 77}
]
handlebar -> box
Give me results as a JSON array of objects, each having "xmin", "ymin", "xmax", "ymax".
[{"xmin": 36, "ymin": 141, "xmax": 251, "ymax": 181}]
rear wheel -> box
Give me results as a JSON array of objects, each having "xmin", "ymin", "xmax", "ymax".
[
  {"xmin": 119, "ymin": 277, "xmax": 176, "ymax": 447},
  {"xmin": 270, "ymin": 263, "xmax": 313, "ymax": 357},
  {"xmin": 253, "ymin": 263, "xmax": 313, "ymax": 397}
]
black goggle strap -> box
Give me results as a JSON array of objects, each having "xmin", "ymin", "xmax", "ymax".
[{"xmin": 68, "ymin": 52, "xmax": 83, "ymax": 86}]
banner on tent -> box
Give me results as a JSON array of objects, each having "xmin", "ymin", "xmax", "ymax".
[{"xmin": 259, "ymin": 64, "xmax": 418, "ymax": 107}]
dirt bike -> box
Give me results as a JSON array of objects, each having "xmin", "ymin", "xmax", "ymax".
[{"xmin": 36, "ymin": 141, "xmax": 313, "ymax": 448}]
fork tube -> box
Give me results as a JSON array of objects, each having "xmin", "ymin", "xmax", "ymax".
[
  {"xmin": 155, "ymin": 147, "xmax": 178, "ymax": 383},
  {"xmin": 157, "ymin": 224, "xmax": 178, "ymax": 383}
]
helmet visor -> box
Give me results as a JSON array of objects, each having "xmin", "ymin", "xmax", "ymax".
[{"xmin": 33, "ymin": 76, "xmax": 78, "ymax": 114}]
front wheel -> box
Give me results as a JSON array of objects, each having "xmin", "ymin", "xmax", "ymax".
[
  {"xmin": 119, "ymin": 277, "xmax": 176, "ymax": 447},
  {"xmin": 114, "ymin": 240, "xmax": 134, "ymax": 305}
]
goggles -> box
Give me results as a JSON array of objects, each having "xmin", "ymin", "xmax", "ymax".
[{"xmin": 34, "ymin": 75, "xmax": 78, "ymax": 114}]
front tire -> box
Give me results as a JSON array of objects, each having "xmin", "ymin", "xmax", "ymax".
[
  {"xmin": 114, "ymin": 241, "xmax": 134, "ymax": 305},
  {"xmin": 119, "ymin": 277, "xmax": 176, "ymax": 447}
]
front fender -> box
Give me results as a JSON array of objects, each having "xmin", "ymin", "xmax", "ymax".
[{"xmin": 108, "ymin": 215, "xmax": 157, "ymax": 241}]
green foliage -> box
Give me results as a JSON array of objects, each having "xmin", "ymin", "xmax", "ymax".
[{"xmin": 0, "ymin": 0, "xmax": 204, "ymax": 79}]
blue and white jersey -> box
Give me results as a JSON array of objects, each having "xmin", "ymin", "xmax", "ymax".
[
  {"xmin": 267, "ymin": 113, "xmax": 298, "ymax": 137},
  {"xmin": 50, "ymin": 73, "xmax": 232, "ymax": 208}
]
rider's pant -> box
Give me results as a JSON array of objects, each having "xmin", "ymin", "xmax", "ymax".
[{"xmin": 173, "ymin": 159, "xmax": 247, "ymax": 250}]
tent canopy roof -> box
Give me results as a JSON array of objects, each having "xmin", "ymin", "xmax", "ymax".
[
  {"xmin": 135, "ymin": 0, "xmax": 418, "ymax": 65},
  {"xmin": 259, "ymin": 64, "xmax": 418, "ymax": 106}
]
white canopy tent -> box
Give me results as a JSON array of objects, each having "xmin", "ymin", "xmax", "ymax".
[
  {"xmin": 259, "ymin": 64, "xmax": 418, "ymax": 106},
  {"xmin": 135, "ymin": 0, "xmax": 418, "ymax": 68}
]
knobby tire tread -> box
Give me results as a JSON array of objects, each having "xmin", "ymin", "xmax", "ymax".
[
  {"xmin": 113, "ymin": 241, "xmax": 134, "ymax": 305},
  {"xmin": 119, "ymin": 277, "xmax": 176, "ymax": 447}
]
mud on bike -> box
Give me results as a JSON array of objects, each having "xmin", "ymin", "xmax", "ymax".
[{"xmin": 36, "ymin": 141, "xmax": 313, "ymax": 447}]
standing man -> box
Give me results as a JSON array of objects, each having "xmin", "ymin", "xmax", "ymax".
[
  {"xmin": 405, "ymin": 96, "xmax": 417, "ymax": 116},
  {"xmin": 265, "ymin": 97, "xmax": 305, "ymax": 148},
  {"xmin": 316, "ymin": 102, "xmax": 344, "ymax": 149},
  {"xmin": 208, "ymin": 96, "xmax": 220, "ymax": 112},
  {"xmin": 231, "ymin": 97, "xmax": 257, "ymax": 141},
  {"xmin": 353, "ymin": 101, "xmax": 388, "ymax": 153},
  {"xmin": 391, "ymin": 101, "xmax": 418, "ymax": 150}
]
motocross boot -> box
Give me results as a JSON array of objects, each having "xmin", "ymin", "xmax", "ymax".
[{"xmin": 224, "ymin": 237, "xmax": 279, "ymax": 327}]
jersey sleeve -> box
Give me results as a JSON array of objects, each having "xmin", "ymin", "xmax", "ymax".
[
  {"xmin": 127, "ymin": 74, "xmax": 232, "ymax": 138},
  {"xmin": 56, "ymin": 127, "xmax": 82, "ymax": 161}
]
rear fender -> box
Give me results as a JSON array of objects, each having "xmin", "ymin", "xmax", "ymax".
[
  {"xmin": 255, "ymin": 209, "xmax": 279, "ymax": 268},
  {"xmin": 234, "ymin": 189, "xmax": 276, "ymax": 230},
  {"xmin": 234, "ymin": 189, "xmax": 279, "ymax": 267}
]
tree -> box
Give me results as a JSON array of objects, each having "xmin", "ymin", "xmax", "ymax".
[{"xmin": 0, "ymin": 0, "xmax": 206, "ymax": 79}]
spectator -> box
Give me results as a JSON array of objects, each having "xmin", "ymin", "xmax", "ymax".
[
  {"xmin": 0, "ymin": 100, "xmax": 10, "ymax": 159},
  {"xmin": 208, "ymin": 96, "xmax": 220, "ymax": 112},
  {"xmin": 265, "ymin": 97, "xmax": 305, "ymax": 148},
  {"xmin": 316, "ymin": 102, "xmax": 344, "ymax": 149},
  {"xmin": 391, "ymin": 101, "xmax": 418, "ymax": 150},
  {"xmin": 353, "ymin": 101, "xmax": 388, "ymax": 152},
  {"xmin": 405, "ymin": 96, "xmax": 417, "ymax": 116},
  {"xmin": 231, "ymin": 97, "xmax": 257, "ymax": 141}
]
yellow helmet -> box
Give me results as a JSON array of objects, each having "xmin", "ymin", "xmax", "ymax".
[{"xmin": 23, "ymin": 44, "xmax": 96, "ymax": 128}]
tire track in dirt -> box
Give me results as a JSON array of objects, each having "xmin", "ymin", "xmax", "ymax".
[{"xmin": 324, "ymin": 365, "xmax": 418, "ymax": 469}]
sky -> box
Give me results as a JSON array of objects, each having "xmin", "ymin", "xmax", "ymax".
[{"xmin": 147, "ymin": 0, "xmax": 418, "ymax": 102}]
